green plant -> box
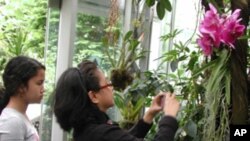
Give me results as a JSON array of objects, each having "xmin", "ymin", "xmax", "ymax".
[
  {"xmin": 114, "ymin": 70, "xmax": 173, "ymax": 129},
  {"xmin": 103, "ymin": 30, "xmax": 144, "ymax": 91},
  {"xmin": 114, "ymin": 91, "xmax": 145, "ymax": 129},
  {"xmin": 101, "ymin": 0, "xmax": 141, "ymax": 91},
  {"xmin": 0, "ymin": 0, "xmax": 47, "ymax": 58},
  {"xmin": 157, "ymin": 2, "xmax": 250, "ymax": 140},
  {"xmin": 203, "ymin": 49, "xmax": 231, "ymax": 140},
  {"xmin": 158, "ymin": 14, "xmax": 207, "ymax": 140},
  {"xmin": 103, "ymin": 0, "xmax": 173, "ymax": 91},
  {"xmin": 2, "ymin": 28, "xmax": 28, "ymax": 56}
]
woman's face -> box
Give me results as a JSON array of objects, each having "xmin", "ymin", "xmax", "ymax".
[
  {"xmin": 22, "ymin": 69, "xmax": 45, "ymax": 104},
  {"xmin": 95, "ymin": 69, "xmax": 114, "ymax": 112}
]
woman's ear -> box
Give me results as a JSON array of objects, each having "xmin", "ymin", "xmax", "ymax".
[
  {"xmin": 17, "ymin": 85, "xmax": 27, "ymax": 97},
  {"xmin": 88, "ymin": 91, "xmax": 99, "ymax": 104}
]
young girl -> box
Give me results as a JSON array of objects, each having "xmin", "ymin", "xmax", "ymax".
[
  {"xmin": 0, "ymin": 56, "xmax": 45, "ymax": 141},
  {"xmin": 54, "ymin": 60, "xmax": 180, "ymax": 141}
]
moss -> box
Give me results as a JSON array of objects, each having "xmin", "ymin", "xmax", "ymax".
[{"xmin": 111, "ymin": 69, "xmax": 133, "ymax": 91}]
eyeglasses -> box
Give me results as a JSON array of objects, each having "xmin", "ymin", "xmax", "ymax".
[{"xmin": 99, "ymin": 82, "xmax": 113, "ymax": 90}]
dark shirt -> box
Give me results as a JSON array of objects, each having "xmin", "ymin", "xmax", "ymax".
[{"xmin": 74, "ymin": 115, "xmax": 178, "ymax": 141}]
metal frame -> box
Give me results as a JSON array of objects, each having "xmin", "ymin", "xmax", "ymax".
[
  {"xmin": 166, "ymin": 0, "xmax": 177, "ymax": 74},
  {"xmin": 50, "ymin": 0, "xmax": 78, "ymax": 141}
]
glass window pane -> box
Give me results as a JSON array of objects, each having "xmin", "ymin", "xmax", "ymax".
[
  {"xmin": 40, "ymin": 7, "xmax": 60, "ymax": 141},
  {"xmin": 73, "ymin": 0, "xmax": 125, "ymax": 73}
]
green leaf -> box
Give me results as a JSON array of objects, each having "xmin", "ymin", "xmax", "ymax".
[
  {"xmin": 225, "ymin": 72, "xmax": 231, "ymax": 105},
  {"xmin": 191, "ymin": 59, "xmax": 218, "ymax": 78},
  {"xmin": 185, "ymin": 120, "xmax": 197, "ymax": 138},
  {"xmin": 156, "ymin": 2, "xmax": 165, "ymax": 20},
  {"xmin": 146, "ymin": 0, "xmax": 155, "ymax": 7},
  {"xmin": 131, "ymin": 97, "xmax": 145, "ymax": 118},
  {"xmin": 114, "ymin": 93, "xmax": 125, "ymax": 110},
  {"xmin": 170, "ymin": 60, "xmax": 178, "ymax": 72},
  {"xmin": 160, "ymin": 29, "xmax": 182, "ymax": 41},
  {"xmin": 184, "ymin": 47, "xmax": 190, "ymax": 52},
  {"xmin": 188, "ymin": 54, "xmax": 198, "ymax": 71},
  {"xmin": 167, "ymin": 73, "xmax": 177, "ymax": 79},
  {"xmin": 161, "ymin": 0, "xmax": 172, "ymax": 11},
  {"xmin": 129, "ymin": 39, "xmax": 140, "ymax": 51},
  {"xmin": 167, "ymin": 50, "xmax": 178, "ymax": 56},
  {"xmin": 102, "ymin": 37, "xmax": 109, "ymax": 47},
  {"xmin": 124, "ymin": 31, "xmax": 133, "ymax": 41},
  {"xmin": 178, "ymin": 55, "xmax": 188, "ymax": 61}
]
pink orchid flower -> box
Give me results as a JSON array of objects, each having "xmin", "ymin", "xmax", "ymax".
[
  {"xmin": 220, "ymin": 9, "xmax": 245, "ymax": 48},
  {"xmin": 199, "ymin": 4, "xmax": 222, "ymax": 47},
  {"xmin": 197, "ymin": 3, "xmax": 245, "ymax": 56},
  {"xmin": 197, "ymin": 35, "xmax": 213, "ymax": 56}
]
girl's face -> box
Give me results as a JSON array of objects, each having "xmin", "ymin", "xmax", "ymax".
[
  {"xmin": 94, "ymin": 69, "xmax": 114, "ymax": 112},
  {"xmin": 22, "ymin": 69, "xmax": 45, "ymax": 104}
]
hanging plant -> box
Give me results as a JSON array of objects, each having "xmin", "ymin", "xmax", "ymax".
[
  {"xmin": 103, "ymin": 0, "xmax": 146, "ymax": 91},
  {"xmin": 103, "ymin": 29, "xmax": 143, "ymax": 91},
  {"xmin": 102, "ymin": 0, "xmax": 173, "ymax": 91},
  {"xmin": 197, "ymin": 4, "xmax": 245, "ymax": 140}
]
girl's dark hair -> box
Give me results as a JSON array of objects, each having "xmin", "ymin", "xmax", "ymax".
[
  {"xmin": 54, "ymin": 60, "xmax": 105, "ymax": 132},
  {"xmin": 0, "ymin": 56, "xmax": 45, "ymax": 114}
]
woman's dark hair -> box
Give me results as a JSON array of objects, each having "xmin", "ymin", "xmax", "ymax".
[
  {"xmin": 54, "ymin": 60, "xmax": 106, "ymax": 132},
  {"xmin": 0, "ymin": 56, "xmax": 45, "ymax": 114}
]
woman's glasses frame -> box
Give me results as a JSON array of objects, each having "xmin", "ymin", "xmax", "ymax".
[{"xmin": 99, "ymin": 83, "xmax": 113, "ymax": 90}]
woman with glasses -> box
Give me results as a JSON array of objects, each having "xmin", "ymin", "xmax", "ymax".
[{"xmin": 53, "ymin": 60, "xmax": 180, "ymax": 141}]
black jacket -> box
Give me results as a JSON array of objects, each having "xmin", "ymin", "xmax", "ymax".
[{"xmin": 73, "ymin": 114, "xmax": 178, "ymax": 141}]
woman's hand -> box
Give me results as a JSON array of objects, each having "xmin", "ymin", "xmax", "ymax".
[
  {"xmin": 143, "ymin": 93, "xmax": 165, "ymax": 124},
  {"xmin": 162, "ymin": 92, "xmax": 180, "ymax": 117}
]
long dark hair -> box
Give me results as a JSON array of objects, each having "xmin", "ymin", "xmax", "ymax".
[
  {"xmin": 53, "ymin": 60, "xmax": 107, "ymax": 133},
  {"xmin": 0, "ymin": 56, "xmax": 45, "ymax": 114}
]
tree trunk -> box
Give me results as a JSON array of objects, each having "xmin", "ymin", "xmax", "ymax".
[{"xmin": 230, "ymin": 0, "xmax": 249, "ymax": 124}]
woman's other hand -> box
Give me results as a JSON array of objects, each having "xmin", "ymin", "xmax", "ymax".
[
  {"xmin": 143, "ymin": 93, "xmax": 165, "ymax": 123},
  {"xmin": 162, "ymin": 92, "xmax": 180, "ymax": 118}
]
